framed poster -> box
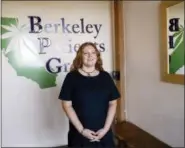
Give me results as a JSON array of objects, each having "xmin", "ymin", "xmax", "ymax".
[{"xmin": 160, "ymin": 1, "xmax": 184, "ymax": 85}]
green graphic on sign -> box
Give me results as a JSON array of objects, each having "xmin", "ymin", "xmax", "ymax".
[
  {"xmin": 1, "ymin": 17, "xmax": 57, "ymax": 89},
  {"xmin": 169, "ymin": 25, "xmax": 184, "ymax": 74}
]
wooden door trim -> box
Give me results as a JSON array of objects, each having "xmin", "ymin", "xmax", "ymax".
[{"xmin": 111, "ymin": 1, "xmax": 125, "ymax": 122}]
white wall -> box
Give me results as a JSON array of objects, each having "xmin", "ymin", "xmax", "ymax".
[{"xmin": 123, "ymin": 1, "xmax": 184, "ymax": 147}]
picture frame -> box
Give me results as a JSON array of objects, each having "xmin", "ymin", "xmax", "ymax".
[{"xmin": 160, "ymin": 1, "xmax": 184, "ymax": 85}]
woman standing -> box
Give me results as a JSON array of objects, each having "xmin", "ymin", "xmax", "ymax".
[{"xmin": 58, "ymin": 42, "xmax": 120, "ymax": 148}]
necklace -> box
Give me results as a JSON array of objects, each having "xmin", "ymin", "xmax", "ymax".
[{"xmin": 80, "ymin": 68, "xmax": 96, "ymax": 76}]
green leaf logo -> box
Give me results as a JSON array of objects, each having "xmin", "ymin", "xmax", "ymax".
[
  {"xmin": 169, "ymin": 25, "xmax": 184, "ymax": 74},
  {"xmin": 1, "ymin": 17, "xmax": 57, "ymax": 89}
]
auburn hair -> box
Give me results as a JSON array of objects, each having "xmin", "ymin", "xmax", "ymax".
[{"xmin": 70, "ymin": 42, "xmax": 104, "ymax": 71}]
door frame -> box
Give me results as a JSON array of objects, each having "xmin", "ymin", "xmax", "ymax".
[{"xmin": 111, "ymin": 1, "xmax": 125, "ymax": 122}]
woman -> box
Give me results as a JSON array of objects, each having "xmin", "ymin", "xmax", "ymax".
[{"xmin": 58, "ymin": 42, "xmax": 120, "ymax": 148}]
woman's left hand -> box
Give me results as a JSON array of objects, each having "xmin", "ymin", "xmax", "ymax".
[{"xmin": 95, "ymin": 128, "xmax": 108, "ymax": 140}]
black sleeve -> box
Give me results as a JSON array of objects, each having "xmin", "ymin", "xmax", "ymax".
[
  {"xmin": 107, "ymin": 73, "xmax": 121, "ymax": 101},
  {"xmin": 58, "ymin": 72, "xmax": 73, "ymax": 101}
]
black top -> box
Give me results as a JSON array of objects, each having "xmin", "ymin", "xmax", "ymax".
[{"xmin": 58, "ymin": 70, "xmax": 120, "ymax": 147}]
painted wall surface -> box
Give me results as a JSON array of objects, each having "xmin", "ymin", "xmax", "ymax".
[
  {"xmin": 1, "ymin": 1, "xmax": 113, "ymax": 147},
  {"xmin": 123, "ymin": 1, "xmax": 184, "ymax": 147}
]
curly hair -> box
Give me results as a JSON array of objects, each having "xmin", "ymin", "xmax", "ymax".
[{"xmin": 70, "ymin": 42, "xmax": 104, "ymax": 71}]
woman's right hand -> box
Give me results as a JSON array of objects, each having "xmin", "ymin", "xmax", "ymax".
[{"xmin": 81, "ymin": 129, "xmax": 97, "ymax": 140}]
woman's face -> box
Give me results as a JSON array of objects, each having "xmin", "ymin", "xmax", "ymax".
[{"xmin": 82, "ymin": 45, "xmax": 97, "ymax": 68}]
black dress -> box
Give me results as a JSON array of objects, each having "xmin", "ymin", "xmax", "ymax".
[{"xmin": 58, "ymin": 70, "xmax": 120, "ymax": 148}]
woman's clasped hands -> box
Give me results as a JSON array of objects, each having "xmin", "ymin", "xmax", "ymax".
[{"xmin": 81, "ymin": 128, "xmax": 108, "ymax": 142}]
